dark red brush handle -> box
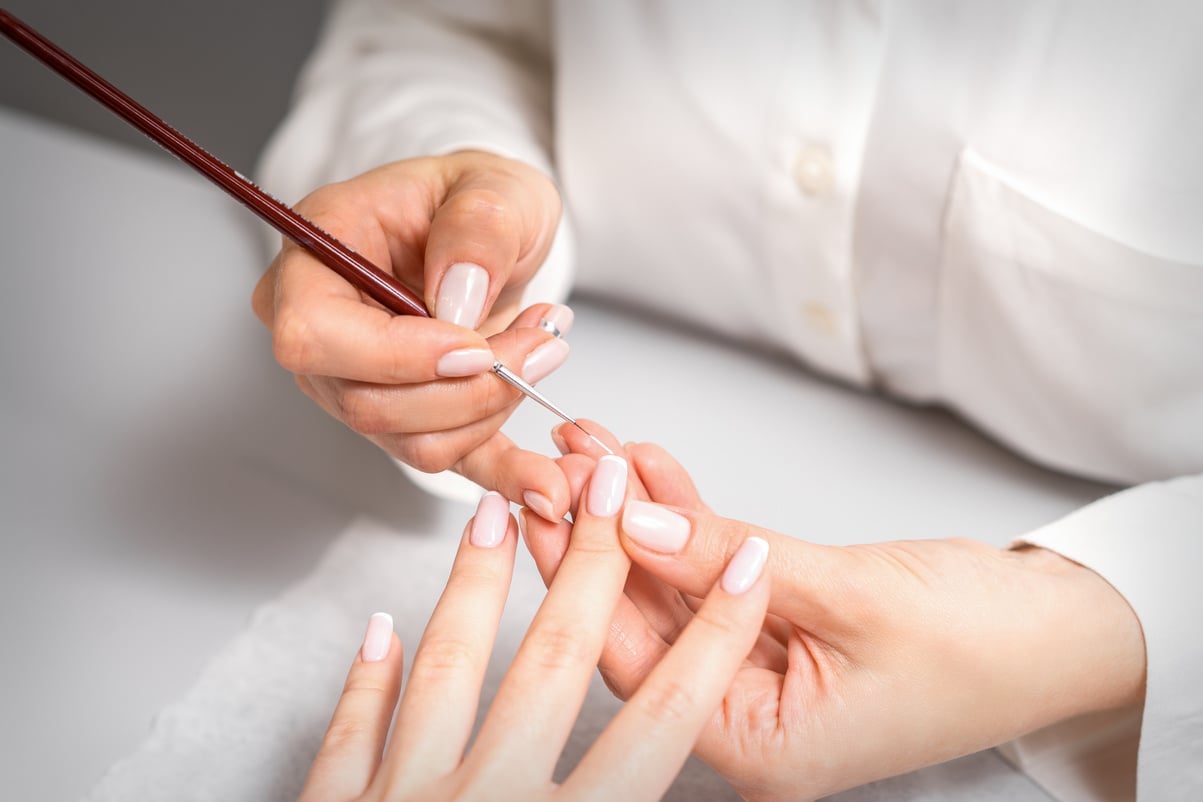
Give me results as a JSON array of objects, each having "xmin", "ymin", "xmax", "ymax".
[{"xmin": 0, "ymin": 8, "xmax": 429, "ymax": 318}]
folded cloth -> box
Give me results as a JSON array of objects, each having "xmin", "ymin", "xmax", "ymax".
[{"xmin": 84, "ymin": 516, "xmax": 1048, "ymax": 802}]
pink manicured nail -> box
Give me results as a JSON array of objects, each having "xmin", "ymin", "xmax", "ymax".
[
  {"xmin": 587, "ymin": 455, "xmax": 628, "ymax": 518},
  {"xmin": 470, "ymin": 491, "xmax": 510, "ymax": 548},
  {"xmin": 522, "ymin": 338, "xmax": 570, "ymax": 384},
  {"xmin": 524, "ymin": 490, "xmax": 556, "ymax": 522},
  {"xmin": 436, "ymin": 262, "xmax": 489, "ymax": 327},
  {"xmin": 436, "ymin": 347, "xmax": 494, "ymax": 378},
  {"xmin": 538, "ymin": 304, "xmax": 575, "ymax": 338},
  {"xmin": 721, "ymin": 537, "xmax": 769, "ymax": 595},
  {"xmin": 361, "ymin": 612, "xmax": 394, "ymax": 662},
  {"xmin": 622, "ymin": 501, "xmax": 690, "ymax": 553}
]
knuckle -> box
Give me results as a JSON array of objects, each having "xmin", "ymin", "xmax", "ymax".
[
  {"xmin": 334, "ymin": 385, "xmax": 392, "ymax": 435},
  {"xmin": 342, "ymin": 671, "xmax": 392, "ymax": 695},
  {"xmin": 393, "ymin": 433, "xmax": 458, "ymax": 474},
  {"xmin": 634, "ymin": 678, "xmax": 697, "ymax": 727},
  {"xmin": 316, "ymin": 716, "xmax": 370, "ymax": 759},
  {"xmin": 477, "ymin": 370, "xmax": 513, "ymax": 414},
  {"xmin": 271, "ymin": 308, "xmax": 315, "ymax": 373},
  {"xmin": 446, "ymin": 560, "xmax": 505, "ymax": 593},
  {"xmin": 690, "ymin": 604, "xmax": 744, "ymax": 642},
  {"xmin": 567, "ymin": 528, "xmax": 622, "ymax": 559},
  {"xmin": 525, "ymin": 621, "xmax": 592, "ymax": 671},
  {"xmin": 410, "ymin": 635, "xmax": 478, "ymax": 681},
  {"xmin": 711, "ymin": 519, "xmax": 755, "ymax": 565},
  {"xmin": 454, "ymin": 187, "xmax": 512, "ymax": 225}
]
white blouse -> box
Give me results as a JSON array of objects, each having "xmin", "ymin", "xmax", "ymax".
[{"xmin": 256, "ymin": 2, "xmax": 1203, "ymax": 798}]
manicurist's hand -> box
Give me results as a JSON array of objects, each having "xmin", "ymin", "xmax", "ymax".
[
  {"xmin": 297, "ymin": 459, "xmax": 771, "ymax": 802},
  {"xmin": 252, "ymin": 151, "xmax": 573, "ymax": 519},
  {"xmin": 523, "ymin": 423, "xmax": 1148, "ymax": 801}
]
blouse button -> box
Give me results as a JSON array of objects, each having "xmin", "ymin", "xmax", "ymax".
[
  {"xmin": 793, "ymin": 142, "xmax": 834, "ymax": 196},
  {"xmin": 802, "ymin": 301, "xmax": 838, "ymax": 336}
]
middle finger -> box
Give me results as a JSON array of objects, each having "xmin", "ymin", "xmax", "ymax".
[{"xmin": 467, "ymin": 455, "xmax": 633, "ymax": 783}]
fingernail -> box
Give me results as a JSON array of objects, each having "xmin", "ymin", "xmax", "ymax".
[
  {"xmin": 622, "ymin": 501, "xmax": 690, "ymax": 553},
  {"xmin": 550, "ymin": 426, "xmax": 569, "ymax": 455},
  {"xmin": 436, "ymin": 347, "xmax": 494, "ymax": 378},
  {"xmin": 721, "ymin": 537, "xmax": 769, "ymax": 595},
  {"xmin": 587, "ymin": 455, "xmax": 628, "ymax": 517},
  {"xmin": 538, "ymin": 304, "xmax": 575, "ymax": 338},
  {"xmin": 524, "ymin": 490, "xmax": 557, "ymax": 522},
  {"xmin": 523, "ymin": 338, "xmax": 570, "ymax": 384},
  {"xmin": 361, "ymin": 612, "xmax": 394, "ymax": 662},
  {"xmin": 470, "ymin": 490, "xmax": 510, "ymax": 548},
  {"xmin": 517, "ymin": 508, "xmax": 530, "ymax": 546},
  {"xmin": 436, "ymin": 262, "xmax": 489, "ymax": 327}
]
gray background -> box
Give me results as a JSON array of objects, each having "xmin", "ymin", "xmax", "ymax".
[{"xmin": 0, "ymin": 0, "xmax": 329, "ymax": 171}]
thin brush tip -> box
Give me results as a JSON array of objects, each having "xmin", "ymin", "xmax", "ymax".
[{"xmin": 572, "ymin": 421, "xmax": 616, "ymax": 456}]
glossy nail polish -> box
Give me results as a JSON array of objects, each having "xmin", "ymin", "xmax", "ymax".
[
  {"xmin": 588, "ymin": 455, "xmax": 628, "ymax": 517},
  {"xmin": 470, "ymin": 491, "xmax": 510, "ymax": 548},
  {"xmin": 436, "ymin": 262, "xmax": 489, "ymax": 327},
  {"xmin": 523, "ymin": 490, "xmax": 557, "ymax": 522},
  {"xmin": 538, "ymin": 304, "xmax": 575, "ymax": 338},
  {"xmin": 522, "ymin": 338, "xmax": 570, "ymax": 384},
  {"xmin": 436, "ymin": 347, "xmax": 494, "ymax": 378},
  {"xmin": 361, "ymin": 612, "xmax": 394, "ymax": 662},
  {"xmin": 622, "ymin": 501, "xmax": 690, "ymax": 553},
  {"xmin": 721, "ymin": 537, "xmax": 769, "ymax": 595}
]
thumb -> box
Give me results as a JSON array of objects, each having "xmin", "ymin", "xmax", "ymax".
[
  {"xmin": 619, "ymin": 502, "xmax": 849, "ymax": 627},
  {"xmin": 424, "ymin": 157, "xmax": 560, "ymax": 330}
]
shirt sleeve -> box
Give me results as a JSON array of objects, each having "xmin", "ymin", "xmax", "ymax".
[
  {"xmin": 1000, "ymin": 473, "xmax": 1203, "ymax": 801},
  {"xmin": 253, "ymin": 0, "xmax": 574, "ymax": 306}
]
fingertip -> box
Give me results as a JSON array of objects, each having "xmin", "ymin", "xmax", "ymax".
[
  {"xmin": 537, "ymin": 303, "xmax": 574, "ymax": 339},
  {"xmin": 517, "ymin": 507, "xmax": 531, "ymax": 550},
  {"xmin": 469, "ymin": 490, "xmax": 511, "ymax": 548},
  {"xmin": 621, "ymin": 500, "xmax": 691, "ymax": 555},
  {"xmin": 719, "ymin": 536, "xmax": 770, "ymax": 596},
  {"xmin": 617, "ymin": 503, "xmax": 727, "ymax": 599},
  {"xmin": 556, "ymin": 419, "xmax": 622, "ymax": 458},
  {"xmin": 551, "ymin": 425, "xmax": 570, "ymax": 455},
  {"xmin": 553, "ymin": 452, "xmax": 598, "ymax": 519},
  {"xmin": 523, "ymin": 489, "xmax": 559, "ymax": 522},
  {"xmin": 360, "ymin": 612, "xmax": 395, "ymax": 663},
  {"xmin": 508, "ymin": 302, "xmax": 575, "ymax": 340},
  {"xmin": 457, "ymin": 435, "xmax": 570, "ymax": 521},
  {"xmin": 521, "ymin": 337, "xmax": 570, "ymax": 385},
  {"xmin": 585, "ymin": 454, "xmax": 629, "ymax": 519},
  {"xmin": 434, "ymin": 261, "xmax": 490, "ymax": 328}
]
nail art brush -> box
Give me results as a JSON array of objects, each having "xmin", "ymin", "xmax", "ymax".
[{"xmin": 0, "ymin": 8, "xmax": 600, "ymax": 441}]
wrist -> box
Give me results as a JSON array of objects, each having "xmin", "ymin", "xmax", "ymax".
[{"xmin": 1009, "ymin": 545, "xmax": 1147, "ymax": 716}]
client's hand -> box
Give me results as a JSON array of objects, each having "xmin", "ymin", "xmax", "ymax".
[
  {"xmin": 297, "ymin": 457, "xmax": 771, "ymax": 802},
  {"xmin": 252, "ymin": 151, "xmax": 572, "ymax": 519},
  {"xmin": 523, "ymin": 424, "xmax": 1147, "ymax": 801}
]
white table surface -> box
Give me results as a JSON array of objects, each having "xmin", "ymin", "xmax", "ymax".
[{"xmin": 0, "ymin": 106, "xmax": 1115, "ymax": 800}]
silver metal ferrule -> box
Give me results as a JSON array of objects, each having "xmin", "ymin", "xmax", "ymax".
[{"xmin": 492, "ymin": 361, "xmax": 576, "ymax": 426}]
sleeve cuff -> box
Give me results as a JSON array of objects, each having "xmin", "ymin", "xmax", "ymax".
[{"xmin": 1002, "ymin": 474, "xmax": 1203, "ymax": 800}]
